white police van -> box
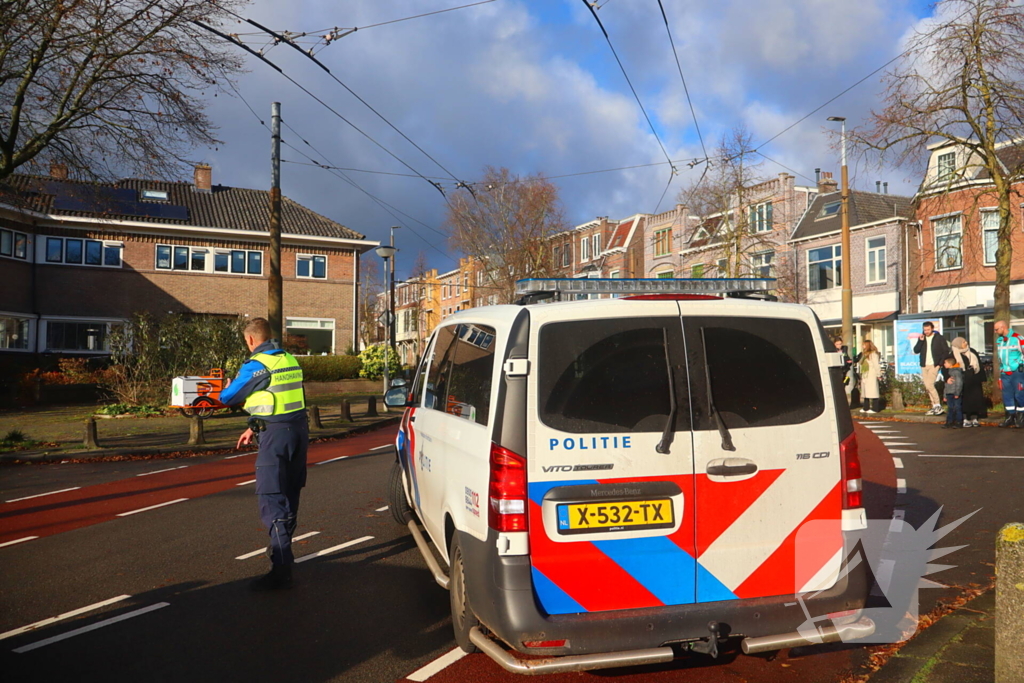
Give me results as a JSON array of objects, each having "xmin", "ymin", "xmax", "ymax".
[{"xmin": 385, "ymin": 278, "xmax": 873, "ymax": 674}]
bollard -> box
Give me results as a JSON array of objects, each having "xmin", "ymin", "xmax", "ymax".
[
  {"xmin": 188, "ymin": 416, "xmax": 206, "ymax": 446},
  {"xmin": 340, "ymin": 399, "xmax": 352, "ymax": 422},
  {"xmin": 365, "ymin": 396, "xmax": 378, "ymax": 418},
  {"xmin": 891, "ymin": 387, "xmax": 905, "ymax": 412},
  {"xmin": 996, "ymin": 522, "xmax": 1024, "ymax": 682},
  {"xmin": 83, "ymin": 417, "xmax": 101, "ymax": 449},
  {"xmin": 308, "ymin": 405, "xmax": 323, "ymax": 429}
]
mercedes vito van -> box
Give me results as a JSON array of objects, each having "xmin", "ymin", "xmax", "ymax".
[{"xmin": 385, "ymin": 278, "xmax": 873, "ymax": 674}]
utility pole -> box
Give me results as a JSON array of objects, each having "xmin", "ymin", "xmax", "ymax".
[
  {"xmin": 829, "ymin": 116, "xmax": 854, "ymax": 350},
  {"xmin": 389, "ymin": 226, "xmax": 400, "ymax": 357},
  {"xmin": 268, "ymin": 102, "xmax": 283, "ymax": 342}
]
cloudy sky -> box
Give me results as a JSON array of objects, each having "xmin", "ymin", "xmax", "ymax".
[{"xmin": 201, "ymin": 0, "xmax": 938, "ymax": 278}]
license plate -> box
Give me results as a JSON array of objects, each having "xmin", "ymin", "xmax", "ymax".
[{"xmin": 556, "ymin": 499, "xmax": 674, "ymax": 535}]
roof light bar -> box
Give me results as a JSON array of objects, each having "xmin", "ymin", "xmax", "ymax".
[{"xmin": 515, "ymin": 277, "xmax": 775, "ymax": 301}]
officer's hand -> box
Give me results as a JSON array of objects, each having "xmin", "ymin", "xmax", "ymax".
[{"xmin": 236, "ymin": 428, "xmax": 255, "ymax": 449}]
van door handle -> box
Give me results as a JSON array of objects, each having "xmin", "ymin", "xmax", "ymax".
[{"xmin": 706, "ymin": 458, "xmax": 758, "ymax": 477}]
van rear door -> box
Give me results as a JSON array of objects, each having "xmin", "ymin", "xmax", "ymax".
[
  {"xmin": 526, "ymin": 303, "xmax": 698, "ymax": 615},
  {"xmin": 683, "ymin": 308, "xmax": 843, "ymax": 603}
]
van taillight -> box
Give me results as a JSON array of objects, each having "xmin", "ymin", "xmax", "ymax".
[
  {"xmin": 839, "ymin": 432, "xmax": 862, "ymax": 509},
  {"xmin": 488, "ymin": 443, "xmax": 527, "ymax": 532}
]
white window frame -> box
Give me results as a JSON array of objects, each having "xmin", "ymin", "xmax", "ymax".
[
  {"xmin": 0, "ymin": 311, "xmax": 34, "ymax": 352},
  {"xmin": 41, "ymin": 317, "xmax": 123, "ymax": 354},
  {"xmin": 933, "ymin": 214, "xmax": 963, "ymax": 271},
  {"xmin": 716, "ymin": 258, "xmax": 728, "ymax": 275},
  {"xmin": 284, "ymin": 317, "xmax": 336, "ymax": 355},
  {"xmin": 580, "ymin": 237, "xmax": 590, "ymax": 261},
  {"xmin": 296, "ymin": 253, "xmax": 328, "ymax": 279},
  {"xmin": 656, "ymin": 269, "xmax": 674, "ymax": 279},
  {"xmin": 591, "ymin": 234, "xmax": 600, "ymax": 257},
  {"xmin": 749, "ymin": 201, "xmax": 773, "ymax": 233},
  {"xmin": 0, "ymin": 228, "xmax": 30, "ymax": 262},
  {"xmin": 807, "ymin": 244, "xmax": 842, "ymax": 291},
  {"xmin": 750, "ymin": 250, "xmax": 775, "ymax": 278},
  {"xmin": 936, "ymin": 151, "xmax": 956, "ymax": 181},
  {"xmin": 981, "ymin": 210, "xmax": 999, "ymax": 266},
  {"xmin": 865, "ymin": 236, "xmax": 887, "ymax": 284},
  {"xmin": 654, "ymin": 228, "xmax": 672, "ymax": 256},
  {"xmin": 155, "ymin": 244, "xmax": 262, "ymax": 276},
  {"xmin": 41, "ymin": 235, "xmax": 122, "ymax": 268},
  {"xmin": 561, "ymin": 245, "xmax": 570, "ymax": 267},
  {"xmin": 690, "ymin": 263, "xmax": 704, "ymax": 278}
]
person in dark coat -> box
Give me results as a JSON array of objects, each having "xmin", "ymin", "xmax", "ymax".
[{"xmin": 951, "ymin": 337, "xmax": 987, "ymax": 426}]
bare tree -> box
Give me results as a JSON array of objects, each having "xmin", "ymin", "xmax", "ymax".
[
  {"xmin": 852, "ymin": 0, "xmax": 1024, "ymax": 352},
  {"xmin": 358, "ymin": 257, "xmax": 384, "ymax": 351},
  {"xmin": 0, "ymin": 0, "xmax": 245, "ymax": 181},
  {"xmin": 678, "ymin": 128, "xmax": 796, "ymax": 299},
  {"xmin": 445, "ymin": 166, "xmax": 568, "ymax": 304}
]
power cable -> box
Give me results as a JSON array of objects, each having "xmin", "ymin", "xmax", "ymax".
[{"xmin": 656, "ymin": 0, "xmax": 708, "ymax": 165}]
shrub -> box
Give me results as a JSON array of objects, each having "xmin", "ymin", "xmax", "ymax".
[
  {"xmin": 358, "ymin": 344, "xmax": 402, "ymax": 380},
  {"xmin": 890, "ymin": 373, "xmax": 932, "ymax": 407},
  {"xmin": 4, "ymin": 430, "xmax": 26, "ymax": 442},
  {"xmin": 296, "ymin": 355, "xmax": 362, "ymax": 382},
  {"xmin": 95, "ymin": 403, "xmax": 162, "ymax": 416}
]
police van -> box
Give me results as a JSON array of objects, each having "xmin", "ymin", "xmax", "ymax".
[{"xmin": 384, "ymin": 278, "xmax": 873, "ymax": 674}]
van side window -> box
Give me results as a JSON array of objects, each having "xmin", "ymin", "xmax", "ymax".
[
  {"xmin": 538, "ymin": 318, "xmax": 690, "ymax": 433},
  {"xmin": 445, "ymin": 324, "xmax": 496, "ymax": 425},
  {"xmin": 410, "ymin": 333, "xmax": 435, "ymax": 406},
  {"xmin": 686, "ymin": 316, "xmax": 824, "ymax": 429},
  {"xmin": 424, "ymin": 325, "xmax": 458, "ymax": 411}
]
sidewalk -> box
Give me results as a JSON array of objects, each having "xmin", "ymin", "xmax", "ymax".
[
  {"xmin": 866, "ymin": 589, "xmax": 994, "ymax": 682},
  {"xmin": 850, "ymin": 405, "xmax": 1005, "ymax": 427}
]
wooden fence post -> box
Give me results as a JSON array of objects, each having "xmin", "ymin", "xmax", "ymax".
[
  {"xmin": 365, "ymin": 396, "xmax": 378, "ymax": 418},
  {"xmin": 83, "ymin": 417, "xmax": 101, "ymax": 449},
  {"xmin": 308, "ymin": 405, "xmax": 323, "ymax": 429},
  {"xmin": 188, "ymin": 417, "xmax": 206, "ymax": 446},
  {"xmin": 340, "ymin": 399, "xmax": 352, "ymax": 422}
]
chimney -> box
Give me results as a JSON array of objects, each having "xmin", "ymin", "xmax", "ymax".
[
  {"xmin": 817, "ymin": 171, "xmax": 838, "ymax": 194},
  {"xmin": 50, "ymin": 163, "xmax": 68, "ymax": 180},
  {"xmin": 883, "ymin": 182, "xmax": 889, "ymax": 194},
  {"xmin": 193, "ymin": 163, "xmax": 212, "ymax": 192},
  {"xmin": 876, "ymin": 181, "xmax": 881, "ymax": 193},
  {"xmin": 815, "ymin": 168, "xmax": 821, "ymax": 183}
]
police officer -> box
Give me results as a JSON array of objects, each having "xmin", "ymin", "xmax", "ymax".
[
  {"xmin": 221, "ymin": 317, "xmax": 308, "ymax": 590},
  {"xmin": 995, "ymin": 320, "xmax": 1024, "ymax": 428}
]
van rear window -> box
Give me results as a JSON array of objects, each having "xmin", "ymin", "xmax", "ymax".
[{"xmin": 538, "ymin": 318, "xmax": 690, "ymax": 433}]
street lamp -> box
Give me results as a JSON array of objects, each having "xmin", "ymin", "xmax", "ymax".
[
  {"xmin": 375, "ymin": 243, "xmax": 397, "ymax": 394},
  {"xmin": 828, "ymin": 116, "xmax": 853, "ymax": 351}
]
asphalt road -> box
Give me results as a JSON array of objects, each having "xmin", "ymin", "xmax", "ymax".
[{"xmin": 0, "ymin": 418, "xmax": 1017, "ymax": 683}]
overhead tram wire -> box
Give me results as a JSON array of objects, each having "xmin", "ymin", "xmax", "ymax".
[
  {"xmin": 656, "ymin": 0, "xmax": 708, "ymax": 165},
  {"xmin": 194, "ymin": 21, "xmax": 450, "ymax": 199},
  {"xmin": 300, "ymin": 1, "xmax": 500, "ymax": 38}
]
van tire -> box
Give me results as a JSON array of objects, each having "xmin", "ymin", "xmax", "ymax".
[
  {"xmin": 388, "ymin": 462, "xmax": 412, "ymax": 525},
  {"xmin": 449, "ymin": 536, "xmax": 480, "ymax": 653}
]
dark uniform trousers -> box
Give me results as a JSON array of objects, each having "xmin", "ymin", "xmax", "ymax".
[{"xmin": 255, "ymin": 416, "xmax": 308, "ymax": 566}]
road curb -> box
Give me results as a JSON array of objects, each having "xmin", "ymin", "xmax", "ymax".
[{"xmin": 0, "ymin": 416, "xmax": 400, "ymax": 464}]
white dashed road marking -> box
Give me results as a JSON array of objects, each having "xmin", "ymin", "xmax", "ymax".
[
  {"xmin": 369, "ymin": 444, "xmax": 391, "ymax": 451},
  {"xmin": 896, "ymin": 479, "xmax": 907, "ymax": 494},
  {"xmin": 893, "ymin": 458, "xmax": 904, "ymax": 468},
  {"xmin": 918, "ymin": 454, "xmax": 1024, "ymax": 459},
  {"xmin": 316, "ymin": 456, "xmax": 347, "ymax": 466},
  {"xmin": 135, "ymin": 466, "xmax": 188, "ymax": 477},
  {"xmin": 235, "ymin": 479, "xmax": 256, "ymax": 487},
  {"xmin": 889, "ymin": 449, "xmax": 923, "ymax": 454},
  {"xmin": 407, "ymin": 648, "xmax": 469, "ymax": 681},
  {"xmin": 5, "ymin": 487, "xmax": 81, "ymax": 503},
  {"xmin": 223, "ymin": 453, "xmax": 250, "ymax": 459},
  {"xmin": 235, "ymin": 531, "xmax": 321, "ymax": 560},
  {"xmin": 295, "ymin": 536, "xmax": 373, "ymax": 564},
  {"xmin": 115, "ymin": 498, "xmax": 188, "ymax": 517},
  {"xmin": 13, "ymin": 603, "xmax": 170, "ymax": 654},
  {"xmin": 376, "ymin": 506, "xmax": 389, "ymax": 512},
  {"xmin": 0, "ymin": 595, "xmax": 131, "ymax": 642},
  {"xmin": 0, "ymin": 537, "xmax": 38, "ymax": 549}
]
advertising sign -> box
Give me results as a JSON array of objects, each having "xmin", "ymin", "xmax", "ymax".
[{"xmin": 894, "ymin": 319, "xmax": 943, "ymax": 376}]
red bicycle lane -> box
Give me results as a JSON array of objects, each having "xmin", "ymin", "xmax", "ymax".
[{"xmin": 0, "ymin": 425, "xmax": 398, "ymax": 546}]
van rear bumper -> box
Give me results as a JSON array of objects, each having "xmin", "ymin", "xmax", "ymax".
[{"xmin": 460, "ymin": 530, "xmax": 873, "ymax": 658}]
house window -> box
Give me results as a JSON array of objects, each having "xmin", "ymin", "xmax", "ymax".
[
  {"xmin": 654, "ymin": 228, "xmax": 672, "ymax": 256},
  {"xmin": 0, "ymin": 315, "xmax": 30, "ymax": 350},
  {"xmin": 657, "ymin": 270, "xmax": 674, "ymax": 279},
  {"xmin": 817, "ymin": 201, "xmax": 841, "ymax": 219},
  {"xmin": 982, "ymin": 211, "xmax": 999, "ymax": 266},
  {"xmin": 749, "ymin": 201, "xmax": 773, "ymax": 232},
  {"xmin": 592, "ymin": 234, "xmax": 600, "ymax": 257},
  {"xmin": 247, "ymin": 251, "xmax": 262, "ymax": 275},
  {"xmin": 690, "ymin": 263, "xmax": 704, "ymax": 278},
  {"xmin": 937, "ymin": 151, "xmax": 956, "ymax": 181},
  {"xmin": 43, "ymin": 236, "xmax": 121, "ymax": 268},
  {"xmin": 45, "ymin": 320, "xmax": 111, "ymax": 352},
  {"xmin": 808, "ymin": 244, "xmax": 842, "ymax": 291},
  {"xmin": 934, "ymin": 215, "xmax": 962, "ymax": 271},
  {"xmin": 562, "ymin": 245, "xmax": 570, "ymax": 267},
  {"xmin": 580, "ymin": 237, "xmax": 590, "ymax": 261},
  {"xmin": 609, "ymin": 269, "xmax": 620, "ymax": 279},
  {"xmin": 285, "ymin": 317, "xmax": 334, "ymax": 355},
  {"xmin": 215, "ymin": 252, "xmax": 229, "ymax": 272},
  {"xmin": 717, "ymin": 258, "xmax": 728, "ymax": 276},
  {"xmin": 190, "ymin": 249, "xmax": 207, "ymax": 271},
  {"xmin": 751, "ymin": 250, "xmax": 774, "ymax": 278},
  {"xmin": 157, "ymin": 244, "xmax": 261, "ymax": 275},
  {"xmin": 1, "ymin": 229, "xmax": 29, "ymax": 261},
  {"xmin": 297, "ymin": 254, "xmax": 327, "ymax": 279},
  {"xmin": 553, "ymin": 246, "xmax": 560, "ymax": 267},
  {"xmin": 866, "ymin": 236, "xmax": 886, "ymax": 284}
]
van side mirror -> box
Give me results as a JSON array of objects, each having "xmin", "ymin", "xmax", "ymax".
[
  {"xmin": 384, "ymin": 387, "xmax": 410, "ymax": 408},
  {"xmin": 390, "ymin": 378, "xmax": 408, "ymax": 388}
]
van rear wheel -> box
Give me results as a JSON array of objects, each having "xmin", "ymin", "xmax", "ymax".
[
  {"xmin": 388, "ymin": 462, "xmax": 412, "ymax": 525},
  {"xmin": 449, "ymin": 536, "xmax": 479, "ymax": 653}
]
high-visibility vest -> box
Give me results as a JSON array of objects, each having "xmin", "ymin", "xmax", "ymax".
[{"xmin": 243, "ymin": 352, "xmax": 305, "ymax": 417}]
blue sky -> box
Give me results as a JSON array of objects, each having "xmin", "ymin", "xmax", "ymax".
[{"xmin": 202, "ymin": 0, "xmax": 944, "ymax": 278}]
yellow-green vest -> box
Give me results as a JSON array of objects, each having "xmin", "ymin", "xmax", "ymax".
[{"xmin": 243, "ymin": 352, "xmax": 306, "ymax": 417}]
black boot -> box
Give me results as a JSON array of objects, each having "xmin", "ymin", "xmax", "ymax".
[
  {"xmin": 249, "ymin": 563, "xmax": 293, "ymax": 591},
  {"xmin": 1001, "ymin": 412, "xmax": 1016, "ymax": 428},
  {"xmin": 1016, "ymin": 412, "xmax": 1024, "ymax": 429}
]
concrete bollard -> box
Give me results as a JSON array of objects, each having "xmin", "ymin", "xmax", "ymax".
[
  {"xmin": 83, "ymin": 417, "xmax": 101, "ymax": 449},
  {"xmin": 365, "ymin": 396, "xmax": 378, "ymax": 418},
  {"xmin": 891, "ymin": 387, "xmax": 905, "ymax": 412},
  {"xmin": 308, "ymin": 405, "xmax": 323, "ymax": 429},
  {"xmin": 340, "ymin": 399, "xmax": 352, "ymax": 422},
  {"xmin": 188, "ymin": 416, "xmax": 206, "ymax": 446},
  {"xmin": 996, "ymin": 522, "xmax": 1024, "ymax": 682}
]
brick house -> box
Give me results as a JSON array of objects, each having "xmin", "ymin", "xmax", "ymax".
[
  {"xmin": 0, "ymin": 165, "xmax": 377, "ymax": 359},
  {"xmin": 601, "ymin": 214, "xmax": 646, "ymax": 281},
  {"xmin": 790, "ymin": 183, "xmax": 913, "ymax": 360},
  {"xmin": 908, "ymin": 139, "xmax": 1024, "ymax": 353},
  {"xmin": 393, "ymin": 269, "xmax": 440, "ymax": 367},
  {"xmin": 644, "ymin": 204, "xmax": 687, "ymax": 278}
]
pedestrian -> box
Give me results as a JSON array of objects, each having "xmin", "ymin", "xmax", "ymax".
[
  {"xmin": 994, "ymin": 320, "xmax": 1024, "ymax": 428},
  {"xmin": 859, "ymin": 339, "xmax": 881, "ymax": 414},
  {"xmin": 834, "ymin": 338, "xmax": 853, "ymax": 406},
  {"xmin": 951, "ymin": 337, "xmax": 986, "ymax": 427},
  {"xmin": 912, "ymin": 321, "xmax": 950, "ymax": 416},
  {"xmin": 220, "ymin": 317, "xmax": 309, "ymax": 591},
  {"xmin": 941, "ymin": 356, "xmax": 963, "ymax": 429}
]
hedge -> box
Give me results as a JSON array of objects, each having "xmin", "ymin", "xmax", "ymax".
[{"xmin": 296, "ymin": 355, "xmax": 363, "ymax": 382}]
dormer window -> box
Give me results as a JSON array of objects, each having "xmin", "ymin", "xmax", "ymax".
[
  {"xmin": 141, "ymin": 189, "xmax": 169, "ymax": 201},
  {"xmin": 936, "ymin": 152, "xmax": 956, "ymax": 181},
  {"xmin": 817, "ymin": 201, "xmax": 841, "ymax": 219}
]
